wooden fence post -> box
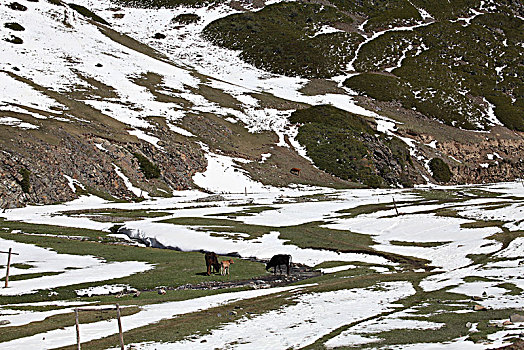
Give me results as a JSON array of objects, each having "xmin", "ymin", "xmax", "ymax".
[
  {"xmin": 5, "ymin": 248, "xmax": 12, "ymax": 288},
  {"xmin": 1, "ymin": 248, "xmax": 20, "ymax": 288},
  {"xmin": 75, "ymin": 308, "xmax": 81, "ymax": 350},
  {"xmin": 393, "ymin": 197, "xmax": 399, "ymax": 216},
  {"xmin": 116, "ymin": 304, "xmax": 124, "ymax": 350},
  {"xmin": 74, "ymin": 304, "xmax": 124, "ymax": 349}
]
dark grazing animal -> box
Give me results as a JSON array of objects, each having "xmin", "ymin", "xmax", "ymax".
[
  {"xmin": 266, "ymin": 254, "xmax": 292, "ymax": 275},
  {"xmin": 290, "ymin": 168, "xmax": 301, "ymax": 176},
  {"xmin": 205, "ymin": 252, "xmax": 221, "ymax": 275}
]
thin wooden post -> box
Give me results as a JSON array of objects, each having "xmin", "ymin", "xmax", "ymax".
[
  {"xmin": 75, "ymin": 308, "xmax": 81, "ymax": 350},
  {"xmin": 393, "ymin": 197, "xmax": 399, "ymax": 216},
  {"xmin": 4, "ymin": 248, "xmax": 12, "ymax": 288},
  {"xmin": 116, "ymin": 304, "xmax": 124, "ymax": 350},
  {"xmin": 74, "ymin": 304, "xmax": 124, "ymax": 349}
]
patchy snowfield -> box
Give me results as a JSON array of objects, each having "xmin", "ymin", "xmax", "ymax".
[
  {"xmin": 1, "ymin": 1, "xmax": 523, "ymax": 348},
  {"xmin": 0, "ymin": 237, "xmax": 151, "ymax": 296},
  {"xmin": 1, "ymin": 182, "xmax": 523, "ymax": 348}
]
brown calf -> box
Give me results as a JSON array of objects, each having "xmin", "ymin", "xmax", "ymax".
[{"xmin": 220, "ymin": 259, "xmax": 234, "ymax": 275}]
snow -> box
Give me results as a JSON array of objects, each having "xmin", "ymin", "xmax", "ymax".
[
  {"xmin": 0, "ymin": 116, "xmax": 39, "ymax": 129},
  {"xmin": 495, "ymin": 237, "xmax": 524, "ymax": 258},
  {"xmin": 0, "ymin": 237, "xmax": 152, "ymax": 296},
  {"xmin": 311, "ymin": 25, "xmax": 343, "ymax": 38},
  {"xmin": 0, "ymin": 71, "xmax": 65, "ymax": 114},
  {"xmin": 127, "ymin": 129, "xmax": 163, "ymax": 150},
  {"xmin": 121, "ymin": 226, "xmax": 390, "ymax": 267},
  {"xmin": 1, "ymin": 284, "xmax": 313, "ymax": 350},
  {"xmin": 76, "ymin": 284, "xmax": 131, "ymax": 297},
  {"xmin": 125, "ymin": 281, "xmax": 415, "ymax": 350},
  {"xmin": 113, "ymin": 164, "xmax": 150, "ymax": 199},
  {"xmin": 319, "ymin": 264, "xmax": 356, "ymax": 274},
  {"xmin": 0, "ymin": 302, "xmax": 98, "ymax": 328},
  {"xmin": 193, "ymin": 151, "xmax": 273, "ymax": 194}
]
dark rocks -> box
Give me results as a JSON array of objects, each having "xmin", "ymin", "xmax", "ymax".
[
  {"xmin": 8, "ymin": 2, "xmax": 27, "ymax": 11},
  {"xmin": 153, "ymin": 33, "xmax": 166, "ymax": 39},
  {"xmin": 4, "ymin": 22, "xmax": 25, "ymax": 31},
  {"xmin": 4, "ymin": 35, "xmax": 23, "ymax": 44},
  {"xmin": 510, "ymin": 314, "xmax": 524, "ymax": 322}
]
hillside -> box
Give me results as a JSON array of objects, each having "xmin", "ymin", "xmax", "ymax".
[
  {"xmin": 0, "ymin": 0, "xmax": 523, "ymax": 208},
  {"xmin": 1, "ymin": 2, "xmax": 524, "ymax": 348}
]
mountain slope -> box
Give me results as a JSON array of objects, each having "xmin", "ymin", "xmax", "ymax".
[{"xmin": 1, "ymin": 0, "xmax": 523, "ymax": 207}]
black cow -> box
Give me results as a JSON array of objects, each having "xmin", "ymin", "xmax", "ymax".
[
  {"xmin": 205, "ymin": 252, "xmax": 221, "ymax": 275},
  {"xmin": 266, "ymin": 254, "xmax": 292, "ymax": 275}
]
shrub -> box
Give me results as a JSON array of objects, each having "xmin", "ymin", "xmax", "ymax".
[
  {"xmin": 133, "ymin": 152, "xmax": 160, "ymax": 179},
  {"xmin": 291, "ymin": 105, "xmax": 413, "ymax": 187},
  {"xmin": 68, "ymin": 3, "xmax": 109, "ymax": 25},
  {"xmin": 203, "ymin": 2, "xmax": 361, "ymax": 78},
  {"xmin": 8, "ymin": 2, "xmax": 27, "ymax": 11},
  {"xmin": 18, "ymin": 168, "xmax": 31, "ymax": 193},
  {"xmin": 429, "ymin": 158, "xmax": 452, "ymax": 183},
  {"xmin": 172, "ymin": 13, "xmax": 200, "ymax": 24},
  {"xmin": 4, "ymin": 35, "xmax": 23, "ymax": 44},
  {"xmin": 4, "ymin": 22, "xmax": 25, "ymax": 31}
]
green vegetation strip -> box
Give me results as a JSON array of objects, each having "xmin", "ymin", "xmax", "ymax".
[
  {"xmin": 0, "ymin": 231, "xmax": 266, "ymax": 305},
  {"xmin": 0, "ymin": 307, "xmax": 140, "ymax": 343}
]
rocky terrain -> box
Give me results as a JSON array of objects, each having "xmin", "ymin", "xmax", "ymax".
[{"xmin": 0, "ymin": 0, "xmax": 523, "ymax": 208}]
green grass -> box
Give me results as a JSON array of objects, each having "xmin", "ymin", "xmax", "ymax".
[
  {"xmin": 1, "ymin": 271, "xmax": 63, "ymax": 282},
  {"xmin": 10, "ymin": 262, "xmax": 33, "ymax": 269},
  {"xmin": 345, "ymin": 13, "xmax": 524, "ymax": 132},
  {"xmin": 203, "ymin": 2, "xmax": 362, "ymax": 78},
  {"xmin": 61, "ymin": 208, "xmax": 172, "ymax": 220},
  {"xmin": 495, "ymin": 282, "xmax": 523, "ymax": 296},
  {"xmin": 0, "ymin": 231, "xmax": 267, "ymax": 305},
  {"xmin": 0, "ymin": 306, "xmax": 141, "ymax": 343},
  {"xmin": 289, "ymin": 104, "xmax": 415, "ymax": 188},
  {"xmin": 390, "ymin": 240, "xmax": 449, "ymax": 248},
  {"xmin": 460, "ymin": 220, "xmax": 506, "ymax": 229},
  {"xmin": 4, "ymin": 22, "xmax": 25, "ymax": 31},
  {"xmin": 0, "ymin": 218, "xmax": 110, "ymax": 239}
]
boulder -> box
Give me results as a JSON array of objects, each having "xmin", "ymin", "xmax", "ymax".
[
  {"xmin": 473, "ymin": 304, "xmax": 487, "ymax": 311},
  {"xmin": 510, "ymin": 314, "xmax": 524, "ymax": 322}
]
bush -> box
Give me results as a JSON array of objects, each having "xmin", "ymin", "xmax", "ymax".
[
  {"xmin": 4, "ymin": 22, "xmax": 25, "ymax": 31},
  {"xmin": 203, "ymin": 2, "xmax": 361, "ymax": 78},
  {"xmin": 68, "ymin": 3, "xmax": 109, "ymax": 25},
  {"xmin": 172, "ymin": 13, "xmax": 200, "ymax": 24},
  {"xmin": 18, "ymin": 168, "xmax": 31, "ymax": 193},
  {"xmin": 4, "ymin": 35, "xmax": 23, "ymax": 44},
  {"xmin": 8, "ymin": 2, "xmax": 27, "ymax": 11},
  {"xmin": 291, "ymin": 105, "xmax": 413, "ymax": 187},
  {"xmin": 429, "ymin": 158, "xmax": 452, "ymax": 183},
  {"xmin": 133, "ymin": 152, "xmax": 160, "ymax": 179}
]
